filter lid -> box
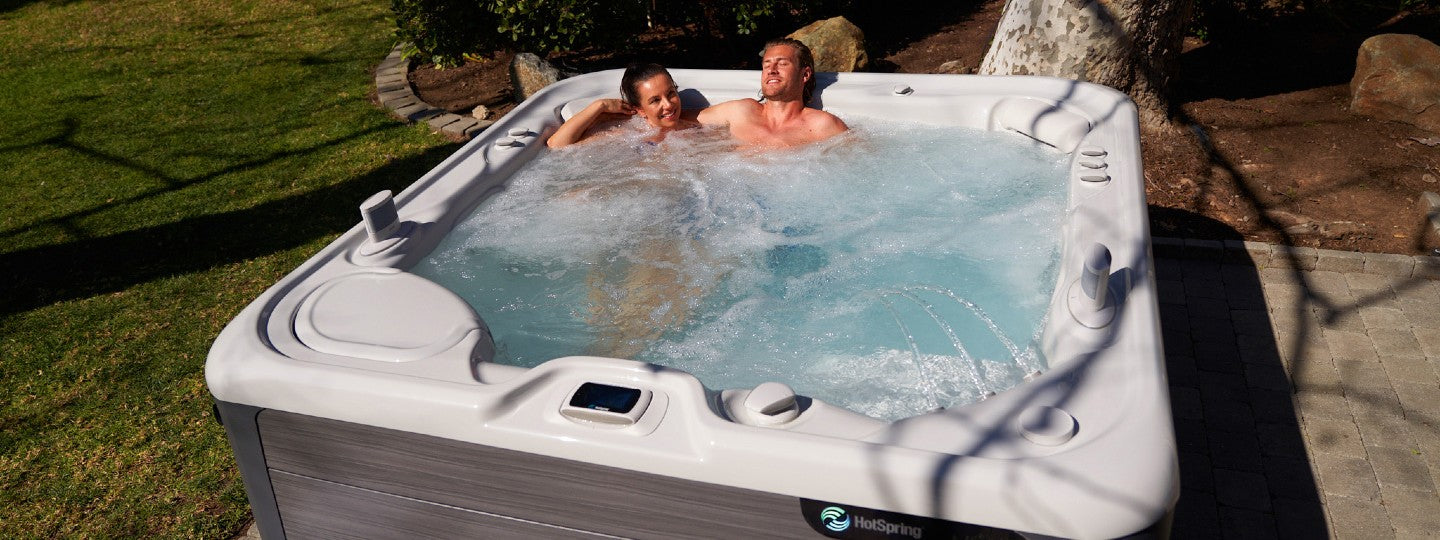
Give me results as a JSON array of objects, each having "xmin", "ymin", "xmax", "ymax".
[{"xmin": 294, "ymin": 270, "xmax": 480, "ymax": 362}]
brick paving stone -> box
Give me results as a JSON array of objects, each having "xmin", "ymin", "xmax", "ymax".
[
  {"xmin": 1316, "ymin": 250, "xmax": 1368, "ymax": 274},
  {"xmin": 1185, "ymin": 238, "xmax": 1226, "ymax": 260},
  {"xmin": 1272, "ymin": 498, "xmax": 1330, "ymax": 539},
  {"xmin": 1223, "ymin": 263, "xmax": 1265, "ymax": 286},
  {"xmin": 1397, "ymin": 296, "xmax": 1440, "ymax": 329},
  {"xmin": 1348, "ymin": 389, "xmax": 1416, "ymax": 451},
  {"xmin": 1171, "ymin": 386, "xmax": 1204, "ymax": 420},
  {"xmin": 376, "ymin": 80, "xmax": 408, "ymax": 94},
  {"xmin": 425, "ymin": 113, "xmax": 461, "ymax": 131},
  {"xmin": 1230, "ymin": 309, "xmax": 1271, "ymax": 336},
  {"xmin": 1369, "ymin": 446, "xmax": 1437, "ymax": 492},
  {"xmin": 1361, "ymin": 306, "xmax": 1411, "ymax": 330},
  {"xmin": 1182, "ymin": 259, "xmax": 1223, "ymax": 281},
  {"xmin": 1334, "ymin": 357, "xmax": 1397, "ymax": 393},
  {"xmin": 1208, "ymin": 431, "xmax": 1264, "ymax": 472},
  {"xmin": 1153, "ymin": 257, "xmax": 1184, "ymax": 280},
  {"xmin": 1240, "ymin": 241, "xmax": 1273, "ymax": 266},
  {"xmin": 1313, "ymin": 452, "xmax": 1382, "ymax": 501},
  {"xmin": 1306, "ymin": 270, "xmax": 1354, "ymax": 301},
  {"xmin": 1245, "ymin": 363, "xmax": 1292, "ymax": 391},
  {"xmin": 1371, "ymin": 328, "xmax": 1426, "ymax": 358},
  {"xmin": 1324, "ymin": 329, "xmax": 1380, "ymax": 361},
  {"xmin": 1185, "ymin": 275, "xmax": 1227, "ymax": 300},
  {"xmin": 1172, "ymin": 490, "xmax": 1222, "ymax": 540},
  {"xmin": 1289, "ymin": 360, "xmax": 1342, "ymax": 393},
  {"xmin": 1382, "ymin": 486, "xmax": 1440, "ymax": 537},
  {"xmin": 1161, "ymin": 304, "xmax": 1192, "ymax": 334},
  {"xmin": 1274, "ymin": 246, "xmax": 1320, "ymax": 271},
  {"xmin": 1166, "ymin": 354, "xmax": 1201, "ymax": 388},
  {"xmin": 1345, "ymin": 272, "xmax": 1397, "ymax": 296},
  {"xmin": 1392, "ymin": 382, "xmax": 1440, "ymax": 419},
  {"xmin": 1301, "ymin": 416, "xmax": 1367, "ymax": 458},
  {"xmin": 1218, "ymin": 506, "xmax": 1278, "ymax": 539},
  {"xmin": 1249, "ymin": 388, "xmax": 1300, "ymax": 425},
  {"xmin": 1325, "ymin": 494, "xmax": 1394, "ymax": 539},
  {"xmin": 1174, "ymin": 418, "xmax": 1211, "ymax": 456},
  {"xmin": 1157, "ymin": 278, "xmax": 1186, "ymax": 305},
  {"xmin": 1204, "ymin": 400, "xmax": 1258, "ymax": 435},
  {"xmin": 441, "ymin": 117, "xmax": 479, "ymax": 139},
  {"xmin": 1366, "ymin": 252, "xmax": 1416, "ymax": 276},
  {"xmin": 1256, "ymin": 422, "xmax": 1310, "ymax": 458},
  {"xmin": 1179, "ymin": 451, "xmax": 1216, "ymax": 493},
  {"xmin": 1164, "ymin": 331, "xmax": 1196, "ymax": 358},
  {"xmin": 1413, "ymin": 328, "xmax": 1440, "ymax": 357},
  {"xmin": 1380, "ymin": 356, "xmax": 1439, "ymax": 385},
  {"xmin": 1264, "ymin": 455, "xmax": 1322, "ymax": 501},
  {"xmin": 1188, "ymin": 296, "xmax": 1233, "ymax": 321},
  {"xmin": 1319, "ymin": 308, "xmax": 1370, "ymax": 333}
]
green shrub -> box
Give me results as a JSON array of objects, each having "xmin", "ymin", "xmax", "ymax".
[
  {"xmin": 491, "ymin": 0, "xmax": 646, "ymax": 53},
  {"xmin": 392, "ymin": 0, "xmax": 498, "ymax": 67}
]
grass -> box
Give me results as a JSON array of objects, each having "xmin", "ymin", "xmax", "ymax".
[{"xmin": 0, "ymin": 0, "xmax": 457, "ymax": 536}]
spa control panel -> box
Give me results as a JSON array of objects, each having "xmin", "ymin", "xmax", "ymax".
[{"xmin": 560, "ymin": 382, "xmax": 653, "ymax": 426}]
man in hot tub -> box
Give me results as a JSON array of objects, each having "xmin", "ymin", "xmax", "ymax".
[{"xmin": 697, "ymin": 37, "xmax": 848, "ymax": 147}]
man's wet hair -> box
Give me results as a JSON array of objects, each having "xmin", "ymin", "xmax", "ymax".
[
  {"xmin": 760, "ymin": 38, "xmax": 815, "ymax": 104},
  {"xmin": 620, "ymin": 62, "xmax": 672, "ymax": 106}
]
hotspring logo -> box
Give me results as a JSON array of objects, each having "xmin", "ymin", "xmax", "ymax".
[
  {"xmin": 818, "ymin": 506, "xmax": 923, "ymax": 539},
  {"xmin": 820, "ymin": 506, "xmax": 851, "ymax": 532}
]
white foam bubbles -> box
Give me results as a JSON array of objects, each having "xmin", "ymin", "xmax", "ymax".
[{"xmin": 413, "ymin": 118, "xmax": 1068, "ymax": 421}]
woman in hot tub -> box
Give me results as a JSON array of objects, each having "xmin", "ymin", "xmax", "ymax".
[{"xmin": 546, "ymin": 62, "xmax": 697, "ymax": 148}]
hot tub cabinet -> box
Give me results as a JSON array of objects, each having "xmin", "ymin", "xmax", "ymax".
[{"xmin": 209, "ymin": 70, "xmax": 1177, "ymax": 539}]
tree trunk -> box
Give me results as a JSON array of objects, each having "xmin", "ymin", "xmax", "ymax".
[{"xmin": 981, "ymin": 0, "xmax": 1193, "ymax": 129}]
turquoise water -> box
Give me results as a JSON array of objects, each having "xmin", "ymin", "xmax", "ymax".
[{"xmin": 413, "ymin": 119, "xmax": 1069, "ymax": 421}]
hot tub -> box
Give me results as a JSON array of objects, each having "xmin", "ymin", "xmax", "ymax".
[{"xmin": 208, "ymin": 69, "xmax": 1177, "ymax": 539}]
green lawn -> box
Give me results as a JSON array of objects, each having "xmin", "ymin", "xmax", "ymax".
[{"xmin": 0, "ymin": 0, "xmax": 456, "ymax": 536}]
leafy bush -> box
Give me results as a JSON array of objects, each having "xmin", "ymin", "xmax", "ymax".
[
  {"xmin": 392, "ymin": 0, "xmax": 498, "ymax": 67},
  {"xmin": 492, "ymin": 0, "xmax": 646, "ymax": 53}
]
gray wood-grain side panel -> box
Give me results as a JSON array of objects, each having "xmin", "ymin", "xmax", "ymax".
[
  {"xmin": 258, "ymin": 410, "xmax": 822, "ymax": 539},
  {"xmin": 270, "ymin": 470, "xmax": 607, "ymax": 539}
]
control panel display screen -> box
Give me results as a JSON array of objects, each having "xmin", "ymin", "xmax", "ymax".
[{"xmin": 568, "ymin": 383, "xmax": 642, "ymax": 413}]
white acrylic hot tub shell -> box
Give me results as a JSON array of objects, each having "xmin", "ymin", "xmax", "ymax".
[{"xmin": 207, "ymin": 69, "xmax": 1176, "ymax": 538}]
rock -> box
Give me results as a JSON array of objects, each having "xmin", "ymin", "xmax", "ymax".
[
  {"xmin": 1350, "ymin": 34, "xmax": 1440, "ymax": 134},
  {"xmin": 786, "ymin": 17, "xmax": 868, "ymax": 72},
  {"xmin": 510, "ymin": 52, "xmax": 562, "ymax": 101},
  {"xmin": 472, "ymin": 104, "xmax": 490, "ymax": 120},
  {"xmin": 936, "ymin": 60, "xmax": 974, "ymax": 75}
]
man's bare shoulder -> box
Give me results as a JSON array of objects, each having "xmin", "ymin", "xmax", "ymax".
[
  {"xmin": 696, "ymin": 98, "xmax": 761, "ymax": 125},
  {"xmin": 802, "ymin": 107, "xmax": 848, "ymax": 136}
]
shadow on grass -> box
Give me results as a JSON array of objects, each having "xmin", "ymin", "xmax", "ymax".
[{"xmin": 0, "ymin": 139, "xmax": 461, "ymax": 316}]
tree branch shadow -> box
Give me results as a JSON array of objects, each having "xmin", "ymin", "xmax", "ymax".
[{"xmin": 0, "ymin": 140, "xmax": 460, "ymax": 316}]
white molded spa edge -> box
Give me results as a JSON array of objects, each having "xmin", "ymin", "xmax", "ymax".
[{"xmin": 207, "ymin": 70, "xmax": 1176, "ymax": 538}]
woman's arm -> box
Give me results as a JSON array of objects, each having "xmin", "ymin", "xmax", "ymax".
[{"xmin": 547, "ymin": 98, "xmax": 634, "ymax": 148}]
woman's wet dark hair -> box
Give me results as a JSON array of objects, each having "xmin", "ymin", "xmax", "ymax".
[
  {"xmin": 760, "ymin": 38, "xmax": 815, "ymax": 104},
  {"xmin": 620, "ymin": 62, "xmax": 672, "ymax": 106}
]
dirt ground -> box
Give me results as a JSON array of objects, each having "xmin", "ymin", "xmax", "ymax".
[{"xmin": 406, "ymin": 0, "xmax": 1440, "ymax": 256}]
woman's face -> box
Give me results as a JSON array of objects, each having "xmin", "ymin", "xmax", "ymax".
[{"xmin": 632, "ymin": 74, "xmax": 682, "ymax": 129}]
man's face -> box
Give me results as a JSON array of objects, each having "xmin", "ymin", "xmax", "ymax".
[{"xmin": 760, "ymin": 44, "xmax": 808, "ymax": 101}]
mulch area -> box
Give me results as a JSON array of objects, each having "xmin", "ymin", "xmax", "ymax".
[{"xmin": 402, "ymin": 0, "xmax": 1440, "ymax": 256}]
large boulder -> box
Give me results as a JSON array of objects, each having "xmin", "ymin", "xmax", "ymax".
[
  {"xmin": 510, "ymin": 52, "xmax": 562, "ymax": 101},
  {"xmin": 1350, "ymin": 34, "xmax": 1440, "ymax": 134},
  {"xmin": 786, "ymin": 17, "xmax": 868, "ymax": 72}
]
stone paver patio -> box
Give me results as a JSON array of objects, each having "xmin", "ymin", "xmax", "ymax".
[{"xmin": 1157, "ymin": 240, "xmax": 1440, "ymax": 539}]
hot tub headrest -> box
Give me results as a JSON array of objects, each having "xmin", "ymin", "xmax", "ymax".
[
  {"xmin": 558, "ymin": 88, "xmax": 715, "ymax": 122},
  {"xmin": 988, "ymin": 98, "xmax": 1092, "ymax": 153}
]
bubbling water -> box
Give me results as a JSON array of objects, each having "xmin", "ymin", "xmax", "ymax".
[{"xmin": 413, "ymin": 118, "xmax": 1068, "ymax": 421}]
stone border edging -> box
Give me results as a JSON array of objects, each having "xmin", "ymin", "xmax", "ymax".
[
  {"xmin": 1151, "ymin": 237, "xmax": 1440, "ymax": 279},
  {"xmin": 374, "ymin": 44, "xmax": 493, "ymax": 141}
]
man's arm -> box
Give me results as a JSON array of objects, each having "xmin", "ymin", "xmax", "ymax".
[{"xmin": 695, "ymin": 99, "xmax": 755, "ymax": 127}]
